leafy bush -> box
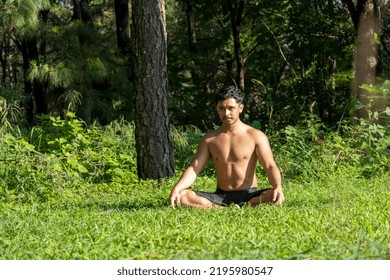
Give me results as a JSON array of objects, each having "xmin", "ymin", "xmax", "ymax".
[
  {"xmin": 1, "ymin": 113, "xmax": 138, "ymax": 203},
  {"xmin": 268, "ymin": 111, "xmax": 390, "ymax": 180}
]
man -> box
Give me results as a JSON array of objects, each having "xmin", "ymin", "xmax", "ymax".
[{"xmin": 168, "ymin": 86, "xmax": 284, "ymax": 208}]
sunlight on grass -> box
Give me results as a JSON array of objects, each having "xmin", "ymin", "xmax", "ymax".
[
  {"xmin": 1, "ymin": 117, "xmax": 389, "ymax": 260},
  {"xmin": 1, "ymin": 173, "xmax": 388, "ymax": 260}
]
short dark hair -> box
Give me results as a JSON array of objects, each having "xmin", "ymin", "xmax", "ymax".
[{"xmin": 215, "ymin": 86, "xmax": 245, "ymax": 104}]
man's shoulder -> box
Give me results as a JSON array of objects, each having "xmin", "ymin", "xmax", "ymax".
[
  {"xmin": 203, "ymin": 127, "xmax": 224, "ymax": 138},
  {"xmin": 199, "ymin": 130, "xmax": 219, "ymax": 146},
  {"xmin": 245, "ymin": 124, "xmax": 265, "ymax": 136},
  {"xmin": 244, "ymin": 125, "xmax": 270, "ymax": 145},
  {"xmin": 203, "ymin": 129, "xmax": 218, "ymax": 138}
]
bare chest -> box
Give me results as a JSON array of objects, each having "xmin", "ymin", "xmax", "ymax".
[{"xmin": 208, "ymin": 134, "xmax": 255, "ymax": 163}]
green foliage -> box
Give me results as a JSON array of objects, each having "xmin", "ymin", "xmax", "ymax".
[
  {"xmin": 0, "ymin": 115, "xmax": 389, "ymax": 259},
  {"xmin": 1, "ymin": 113, "xmax": 138, "ymax": 203},
  {"xmin": 0, "ymin": 87, "xmax": 24, "ymax": 131},
  {"xmin": 16, "ymin": 0, "xmax": 134, "ymax": 123},
  {"xmin": 167, "ymin": 0, "xmax": 357, "ymax": 130},
  {"xmin": 170, "ymin": 125, "xmax": 202, "ymax": 169},
  {"xmin": 0, "ymin": 0, "xmax": 51, "ymax": 36},
  {"xmin": 1, "ymin": 0, "xmax": 389, "ymax": 130},
  {"xmin": 0, "ymin": 0, "xmax": 389, "ymax": 260},
  {"xmin": 271, "ymin": 112, "xmax": 390, "ymax": 179},
  {"xmin": 1, "ymin": 112, "xmax": 388, "ymax": 203}
]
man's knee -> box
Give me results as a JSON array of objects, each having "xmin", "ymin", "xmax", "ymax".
[
  {"xmin": 248, "ymin": 189, "xmax": 274, "ymax": 206},
  {"xmin": 178, "ymin": 189, "xmax": 190, "ymax": 198},
  {"xmin": 178, "ymin": 189, "xmax": 193, "ymax": 206},
  {"xmin": 178, "ymin": 189, "xmax": 214, "ymax": 208}
]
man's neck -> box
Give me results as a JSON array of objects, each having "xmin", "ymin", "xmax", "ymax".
[{"xmin": 221, "ymin": 119, "xmax": 244, "ymax": 134}]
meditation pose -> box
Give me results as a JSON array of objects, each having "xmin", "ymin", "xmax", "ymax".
[{"xmin": 168, "ymin": 86, "xmax": 284, "ymax": 208}]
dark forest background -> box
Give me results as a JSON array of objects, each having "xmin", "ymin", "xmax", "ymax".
[{"xmin": 1, "ymin": 0, "xmax": 389, "ymax": 133}]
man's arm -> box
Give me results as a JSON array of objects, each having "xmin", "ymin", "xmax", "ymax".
[
  {"xmin": 168, "ymin": 136, "xmax": 210, "ymax": 208},
  {"xmin": 254, "ymin": 131, "xmax": 284, "ymax": 205}
]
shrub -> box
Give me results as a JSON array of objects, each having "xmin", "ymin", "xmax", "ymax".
[
  {"xmin": 270, "ymin": 112, "xmax": 390, "ymax": 179},
  {"xmin": 1, "ymin": 113, "xmax": 138, "ymax": 203}
]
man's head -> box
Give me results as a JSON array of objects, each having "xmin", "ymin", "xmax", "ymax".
[
  {"xmin": 215, "ymin": 86, "xmax": 244, "ymax": 125},
  {"xmin": 215, "ymin": 86, "xmax": 245, "ymax": 104}
]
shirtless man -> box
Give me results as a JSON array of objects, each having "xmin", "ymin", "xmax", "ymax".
[{"xmin": 168, "ymin": 86, "xmax": 284, "ymax": 208}]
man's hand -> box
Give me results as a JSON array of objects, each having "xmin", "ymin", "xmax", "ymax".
[
  {"xmin": 168, "ymin": 188, "xmax": 181, "ymax": 209},
  {"xmin": 272, "ymin": 186, "xmax": 284, "ymax": 205}
]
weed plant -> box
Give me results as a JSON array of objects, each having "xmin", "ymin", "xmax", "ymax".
[{"xmin": 0, "ymin": 112, "xmax": 389, "ymax": 259}]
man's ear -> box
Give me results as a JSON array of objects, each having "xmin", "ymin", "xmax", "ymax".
[{"xmin": 239, "ymin": 103, "xmax": 244, "ymax": 113}]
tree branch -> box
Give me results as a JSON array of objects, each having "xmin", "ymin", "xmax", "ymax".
[{"xmin": 341, "ymin": 0, "xmax": 359, "ymax": 30}]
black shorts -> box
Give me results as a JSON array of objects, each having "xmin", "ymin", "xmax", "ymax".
[{"xmin": 194, "ymin": 187, "xmax": 271, "ymax": 206}]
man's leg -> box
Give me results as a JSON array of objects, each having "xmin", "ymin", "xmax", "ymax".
[
  {"xmin": 179, "ymin": 189, "xmax": 224, "ymax": 208},
  {"xmin": 247, "ymin": 188, "xmax": 275, "ymax": 206}
]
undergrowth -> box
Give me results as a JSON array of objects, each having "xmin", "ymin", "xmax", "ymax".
[{"xmin": 0, "ymin": 112, "xmax": 389, "ymax": 259}]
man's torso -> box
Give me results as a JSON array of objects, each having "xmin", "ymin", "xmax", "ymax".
[{"xmin": 205, "ymin": 125, "xmax": 259, "ymax": 191}]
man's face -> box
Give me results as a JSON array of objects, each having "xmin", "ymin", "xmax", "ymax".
[{"xmin": 216, "ymin": 97, "xmax": 243, "ymax": 125}]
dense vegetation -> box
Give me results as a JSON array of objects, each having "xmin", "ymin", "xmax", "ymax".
[
  {"xmin": 0, "ymin": 0, "xmax": 389, "ymax": 130},
  {"xmin": 0, "ymin": 0, "xmax": 389, "ymax": 260},
  {"xmin": 0, "ymin": 112, "xmax": 389, "ymax": 259}
]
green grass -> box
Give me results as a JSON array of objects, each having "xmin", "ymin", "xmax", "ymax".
[
  {"xmin": 0, "ymin": 115, "xmax": 389, "ymax": 259},
  {"xmin": 1, "ymin": 173, "xmax": 389, "ymax": 260}
]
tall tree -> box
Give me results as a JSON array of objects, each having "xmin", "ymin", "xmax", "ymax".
[
  {"xmin": 114, "ymin": 0, "xmax": 134, "ymax": 119},
  {"xmin": 186, "ymin": 0, "xmax": 197, "ymax": 53},
  {"xmin": 114, "ymin": 0, "xmax": 131, "ymax": 56},
  {"xmin": 343, "ymin": 0, "xmax": 387, "ymax": 121},
  {"xmin": 132, "ymin": 0, "xmax": 175, "ymax": 179},
  {"xmin": 6, "ymin": 0, "xmax": 51, "ymax": 124},
  {"xmin": 72, "ymin": 0, "xmax": 94, "ymax": 124},
  {"xmin": 227, "ymin": 0, "xmax": 245, "ymax": 91}
]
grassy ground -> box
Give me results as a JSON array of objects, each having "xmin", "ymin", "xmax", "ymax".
[
  {"xmin": 1, "ymin": 172, "xmax": 389, "ymax": 260},
  {"xmin": 1, "ymin": 116, "xmax": 389, "ymax": 260}
]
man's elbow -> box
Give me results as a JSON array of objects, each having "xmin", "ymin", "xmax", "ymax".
[{"xmin": 265, "ymin": 163, "xmax": 279, "ymax": 172}]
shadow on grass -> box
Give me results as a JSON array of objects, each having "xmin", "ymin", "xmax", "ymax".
[
  {"xmin": 69, "ymin": 198, "xmax": 170, "ymax": 211},
  {"xmin": 283, "ymin": 197, "xmax": 336, "ymax": 208}
]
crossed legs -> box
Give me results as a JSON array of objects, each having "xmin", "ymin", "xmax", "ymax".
[
  {"xmin": 177, "ymin": 188, "xmax": 275, "ymax": 208},
  {"xmin": 177, "ymin": 189, "xmax": 223, "ymax": 208}
]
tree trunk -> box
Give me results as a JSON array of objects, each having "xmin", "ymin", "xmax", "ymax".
[
  {"xmin": 15, "ymin": 6, "xmax": 49, "ymax": 125},
  {"xmin": 19, "ymin": 38, "xmax": 48, "ymax": 124},
  {"xmin": 0, "ymin": 34, "xmax": 8, "ymax": 84},
  {"xmin": 185, "ymin": 0, "xmax": 201, "ymax": 86},
  {"xmin": 72, "ymin": 0, "xmax": 82, "ymax": 20},
  {"xmin": 73, "ymin": 0, "xmax": 93, "ymax": 125},
  {"xmin": 228, "ymin": 1, "xmax": 245, "ymax": 91},
  {"xmin": 186, "ymin": 0, "xmax": 197, "ymax": 52},
  {"xmin": 20, "ymin": 44, "xmax": 34, "ymax": 124},
  {"xmin": 132, "ymin": 0, "xmax": 175, "ymax": 179},
  {"xmin": 80, "ymin": 0, "xmax": 93, "ymax": 23},
  {"xmin": 16, "ymin": 8, "xmax": 51, "ymax": 124},
  {"xmin": 354, "ymin": 0, "xmax": 386, "ymax": 120},
  {"xmin": 114, "ymin": 0, "xmax": 131, "ymax": 56},
  {"xmin": 344, "ymin": 0, "xmax": 387, "ymax": 121},
  {"xmin": 114, "ymin": 0, "xmax": 134, "ymax": 121}
]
